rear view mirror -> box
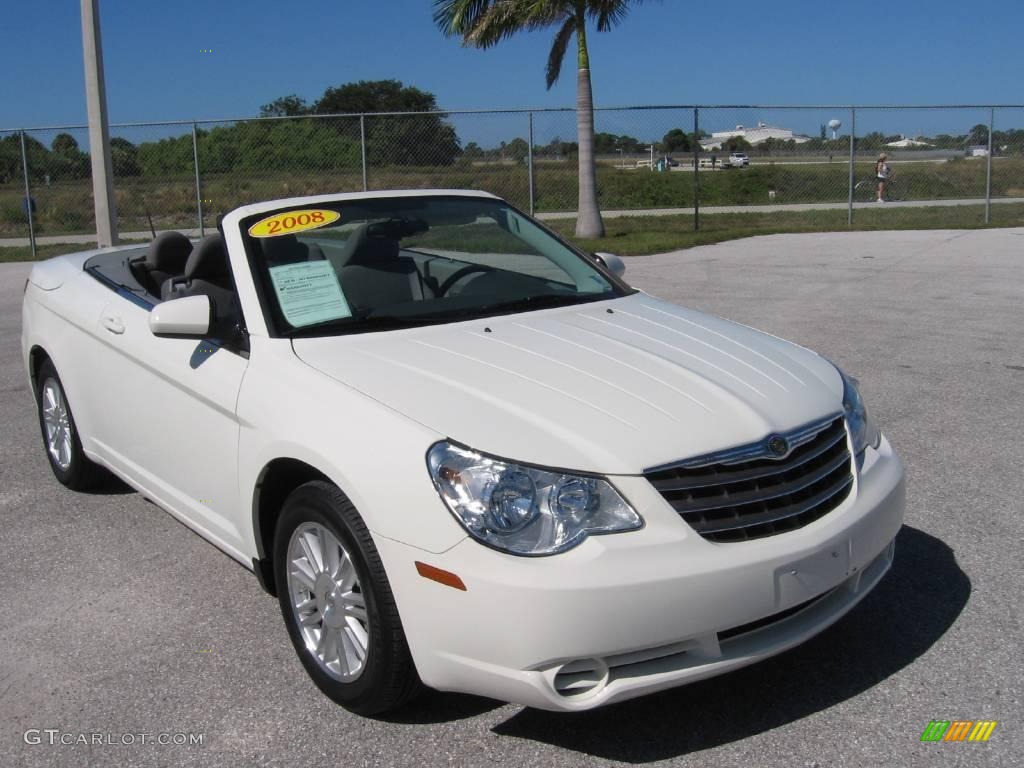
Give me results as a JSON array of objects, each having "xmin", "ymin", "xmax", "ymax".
[
  {"xmin": 149, "ymin": 295, "xmax": 211, "ymax": 338},
  {"xmin": 594, "ymin": 252, "xmax": 626, "ymax": 278}
]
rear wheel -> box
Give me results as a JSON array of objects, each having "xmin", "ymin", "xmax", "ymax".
[
  {"xmin": 273, "ymin": 481, "xmax": 421, "ymax": 715},
  {"xmin": 35, "ymin": 359, "xmax": 103, "ymax": 490}
]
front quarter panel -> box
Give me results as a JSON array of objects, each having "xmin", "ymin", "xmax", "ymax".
[{"xmin": 236, "ymin": 336, "xmax": 467, "ymax": 557}]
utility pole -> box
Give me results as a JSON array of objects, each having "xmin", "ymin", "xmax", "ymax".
[{"xmin": 81, "ymin": 0, "xmax": 118, "ymax": 246}]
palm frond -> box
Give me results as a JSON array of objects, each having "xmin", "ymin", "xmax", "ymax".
[
  {"xmin": 433, "ymin": 0, "xmax": 495, "ymax": 37},
  {"xmin": 545, "ymin": 15, "xmax": 577, "ymax": 89},
  {"xmin": 589, "ymin": 0, "xmax": 640, "ymax": 32},
  {"xmin": 521, "ymin": 0, "xmax": 572, "ymax": 31},
  {"xmin": 461, "ymin": 1, "xmax": 535, "ymax": 48}
]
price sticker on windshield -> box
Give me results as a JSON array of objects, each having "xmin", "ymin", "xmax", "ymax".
[{"xmin": 248, "ymin": 209, "xmax": 340, "ymax": 238}]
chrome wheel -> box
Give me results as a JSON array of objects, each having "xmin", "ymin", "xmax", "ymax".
[
  {"xmin": 41, "ymin": 377, "xmax": 73, "ymax": 471},
  {"xmin": 285, "ymin": 522, "xmax": 369, "ymax": 682}
]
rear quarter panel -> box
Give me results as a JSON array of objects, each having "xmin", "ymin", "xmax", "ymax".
[{"xmin": 22, "ymin": 256, "xmax": 118, "ymax": 453}]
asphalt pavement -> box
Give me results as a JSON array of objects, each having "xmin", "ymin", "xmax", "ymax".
[{"xmin": 1, "ymin": 228, "xmax": 1022, "ymax": 767}]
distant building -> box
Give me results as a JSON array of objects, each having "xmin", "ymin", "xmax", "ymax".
[
  {"xmin": 885, "ymin": 136, "xmax": 934, "ymax": 148},
  {"xmin": 700, "ymin": 122, "xmax": 811, "ymax": 150}
]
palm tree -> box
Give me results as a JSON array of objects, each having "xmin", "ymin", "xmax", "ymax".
[{"xmin": 435, "ymin": 1, "xmax": 645, "ymax": 239}]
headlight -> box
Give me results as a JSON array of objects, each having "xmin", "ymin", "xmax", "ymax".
[
  {"xmin": 838, "ymin": 367, "xmax": 881, "ymax": 455},
  {"xmin": 426, "ymin": 442, "xmax": 642, "ymax": 556}
]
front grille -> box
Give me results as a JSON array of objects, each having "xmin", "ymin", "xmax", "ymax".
[{"xmin": 645, "ymin": 415, "xmax": 853, "ymax": 543}]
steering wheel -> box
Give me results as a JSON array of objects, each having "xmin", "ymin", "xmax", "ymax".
[{"xmin": 438, "ymin": 264, "xmax": 495, "ymax": 296}]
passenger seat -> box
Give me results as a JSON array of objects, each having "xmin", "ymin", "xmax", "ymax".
[
  {"xmin": 261, "ymin": 234, "xmax": 325, "ymax": 267},
  {"xmin": 162, "ymin": 233, "xmax": 238, "ymax": 320},
  {"xmin": 339, "ymin": 235, "xmax": 430, "ymax": 312}
]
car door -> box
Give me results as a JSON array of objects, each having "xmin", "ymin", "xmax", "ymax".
[{"xmin": 92, "ymin": 294, "xmax": 249, "ymax": 558}]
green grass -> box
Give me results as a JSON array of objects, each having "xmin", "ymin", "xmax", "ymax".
[
  {"xmin": 549, "ymin": 203, "xmax": 1024, "ymax": 256},
  {"xmin": 0, "ymin": 240, "xmax": 146, "ymax": 263},
  {"xmin": 2, "ymin": 157, "xmax": 1023, "ymax": 237}
]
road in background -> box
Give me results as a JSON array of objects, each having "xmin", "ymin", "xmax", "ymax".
[{"xmin": 1, "ymin": 229, "xmax": 1022, "ymax": 767}]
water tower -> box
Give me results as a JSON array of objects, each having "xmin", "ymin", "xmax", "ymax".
[{"xmin": 828, "ymin": 119, "xmax": 842, "ymax": 139}]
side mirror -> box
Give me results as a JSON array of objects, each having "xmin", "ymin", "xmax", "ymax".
[
  {"xmin": 149, "ymin": 295, "xmax": 211, "ymax": 338},
  {"xmin": 594, "ymin": 252, "xmax": 626, "ymax": 278}
]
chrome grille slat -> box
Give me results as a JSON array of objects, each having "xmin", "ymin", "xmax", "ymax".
[
  {"xmin": 645, "ymin": 416, "xmax": 854, "ymax": 543},
  {"xmin": 665, "ymin": 446, "xmax": 851, "ymax": 515},
  {"xmin": 644, "ymin": 412, "xmax": 840, "ymax": 473},
  {"xmin": 697, "ymin": 474, "xmax": 854, "ymax": 535},
  {"xmin": 648, "ymin": 427, "xmax": 848, "ymax": 493}
]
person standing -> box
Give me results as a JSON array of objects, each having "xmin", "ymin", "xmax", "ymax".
[{"xmin": 875, "ymin": 153, "xmax": 892, "ymax": 202}]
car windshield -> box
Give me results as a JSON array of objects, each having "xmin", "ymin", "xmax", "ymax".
[{"xmin": 240, "ymin": 195, "xmax": 625, "ymax": 336}]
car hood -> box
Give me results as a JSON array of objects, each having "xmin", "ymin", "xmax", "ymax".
[{"xmin": 291, "ymin": 293, "xmax": 844, "ymax": 475}]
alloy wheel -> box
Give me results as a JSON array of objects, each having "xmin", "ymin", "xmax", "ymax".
[
  {"xmin": 41, "ymin": 378, "xmax": 73, "ymax": 471},
  {"xmin": 285, "ymin": 522, "xmax": 370, "ymax": 682}
]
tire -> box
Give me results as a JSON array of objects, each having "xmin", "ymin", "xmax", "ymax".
[
  {"xmin": 35, "ymin": 359, "xmax": 104, "ymax": 490},
  {"xmin": 273, "ymin": 481, "xmax": 422, "ymax": 715}
]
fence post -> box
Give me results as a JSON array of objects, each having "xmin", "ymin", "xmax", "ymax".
[
  {"xmin": 527, "ymin": 112, "xmax": 535, "ymax": 216},
  {"xmin": 985, "ymin": 106, "xmax": 994, "ymax": 224},
  {"xmin": 19, "ymin": 131, "xmax": 37, "ymax": 259},
  {"xmin": 847, "ymin": 106, "xmax": 856, "ymax": 226},
  {"xmin": 360, "ymin": 115, "xmax": 368, "ymax": 192},
  {"xmin": 693, "ymin": 107, "xmax": 700, "ymax": 232},
  {"xmin": 192, "ymin": 123, "xmax": 205, "ymax": 237}
]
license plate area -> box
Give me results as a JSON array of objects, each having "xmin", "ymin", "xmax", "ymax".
[{"xmin": 774, "ymin": 540, "xmax": 851, "ymax": 610}]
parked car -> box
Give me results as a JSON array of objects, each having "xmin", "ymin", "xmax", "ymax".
[
  {"xmin": 22, "ymin": 190, "xmax": 904, "ymax": 715},
  {"xmin": 726, "ymin": 152, "xmax": 750, "ymax": 168}
]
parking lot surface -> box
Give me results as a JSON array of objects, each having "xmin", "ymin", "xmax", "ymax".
[{"xmin": 2, "ymin": 228, "xmax": 1022, "ymax": 767}]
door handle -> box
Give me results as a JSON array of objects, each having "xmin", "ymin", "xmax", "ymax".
[{"xmin": 101, "ymin": 315, "xmax": 125, "ymax": 335}]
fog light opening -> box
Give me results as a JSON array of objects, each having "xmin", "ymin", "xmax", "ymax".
[{"xmin": 552, "ymin": 658, "xmax": 609, "ymax": 699}]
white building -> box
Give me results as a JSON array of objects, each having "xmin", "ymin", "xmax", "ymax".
[
  {"xmin": 700, "ymin": 122, "xmax": 811, "ymax": 150},
  {"xmin": 885, "ymin": 136, "xmax": 934, "ymax": 148}
]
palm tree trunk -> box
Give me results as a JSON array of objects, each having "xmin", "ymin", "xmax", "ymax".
[{"xmin": 574, "ymin": 20, "xmax": 604, "ymax": 239}]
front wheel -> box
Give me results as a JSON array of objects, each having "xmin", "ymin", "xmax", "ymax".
[{"xmin": 273, "ymin": 481, "xmax": 421, "ymax": 715}]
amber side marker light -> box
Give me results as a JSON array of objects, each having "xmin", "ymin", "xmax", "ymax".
[{"xmin": 415, "ymin": 561, "xmax": 467, "ymax": 591}]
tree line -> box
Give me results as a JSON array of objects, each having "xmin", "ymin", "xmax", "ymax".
[
  {"xmin": 0, "ymin": 81, "xmax": 463, "ymax": 184},
  {"xmin": 5, "ymin": 93, "xmax": 1024, "ymax": 187}
]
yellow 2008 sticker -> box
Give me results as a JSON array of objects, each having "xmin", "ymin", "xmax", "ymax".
[{"xmin": 248, "ymin": 209, "xmax": 340, "ymax": 238}]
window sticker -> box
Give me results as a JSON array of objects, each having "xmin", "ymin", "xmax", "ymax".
[
  {"xmin": 268, "ymin": 261, "xmax": 351, "ymax": 327},
  {"xmin": 248, "ymin": 209, "xmax": 340, "ymax": 238}
]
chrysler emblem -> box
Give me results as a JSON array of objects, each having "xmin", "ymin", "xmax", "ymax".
[{"xmin": 767, "ymin": 435, "xmax": 789, "ymax": 457}]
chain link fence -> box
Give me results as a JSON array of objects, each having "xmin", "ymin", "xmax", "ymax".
[{"xmin": 5, "ymin": 105, "xmax": 1024, "ymax": 255}]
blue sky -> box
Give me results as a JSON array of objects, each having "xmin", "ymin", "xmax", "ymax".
[{"xmin": 3, "ymin": 0, "xmax": 1023, "ymax": 135}]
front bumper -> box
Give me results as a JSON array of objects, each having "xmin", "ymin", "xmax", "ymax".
[{"xmin": 379, "ymin": 436, "xmax": 905, "ymax": 711}]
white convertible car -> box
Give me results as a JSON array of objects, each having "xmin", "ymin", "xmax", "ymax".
[{"xmin": 21, "ymin": 190, "xmax": 905, "ymax": 715}]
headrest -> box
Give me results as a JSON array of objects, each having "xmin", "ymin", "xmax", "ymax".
[
  {"xmin": 146, "ymin": 231, "xmax": 192, "ymax": 272},
  {"xmin": 261, "ymin": 235, "xmax": 310, "ymax": 266},
  {"xmin": 347, "ymin": 235, "xmax": 400, "ymax": 267},
  {"xmin": 185, "ymin": 234, "xmax": 228, "ymax": 280}
]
